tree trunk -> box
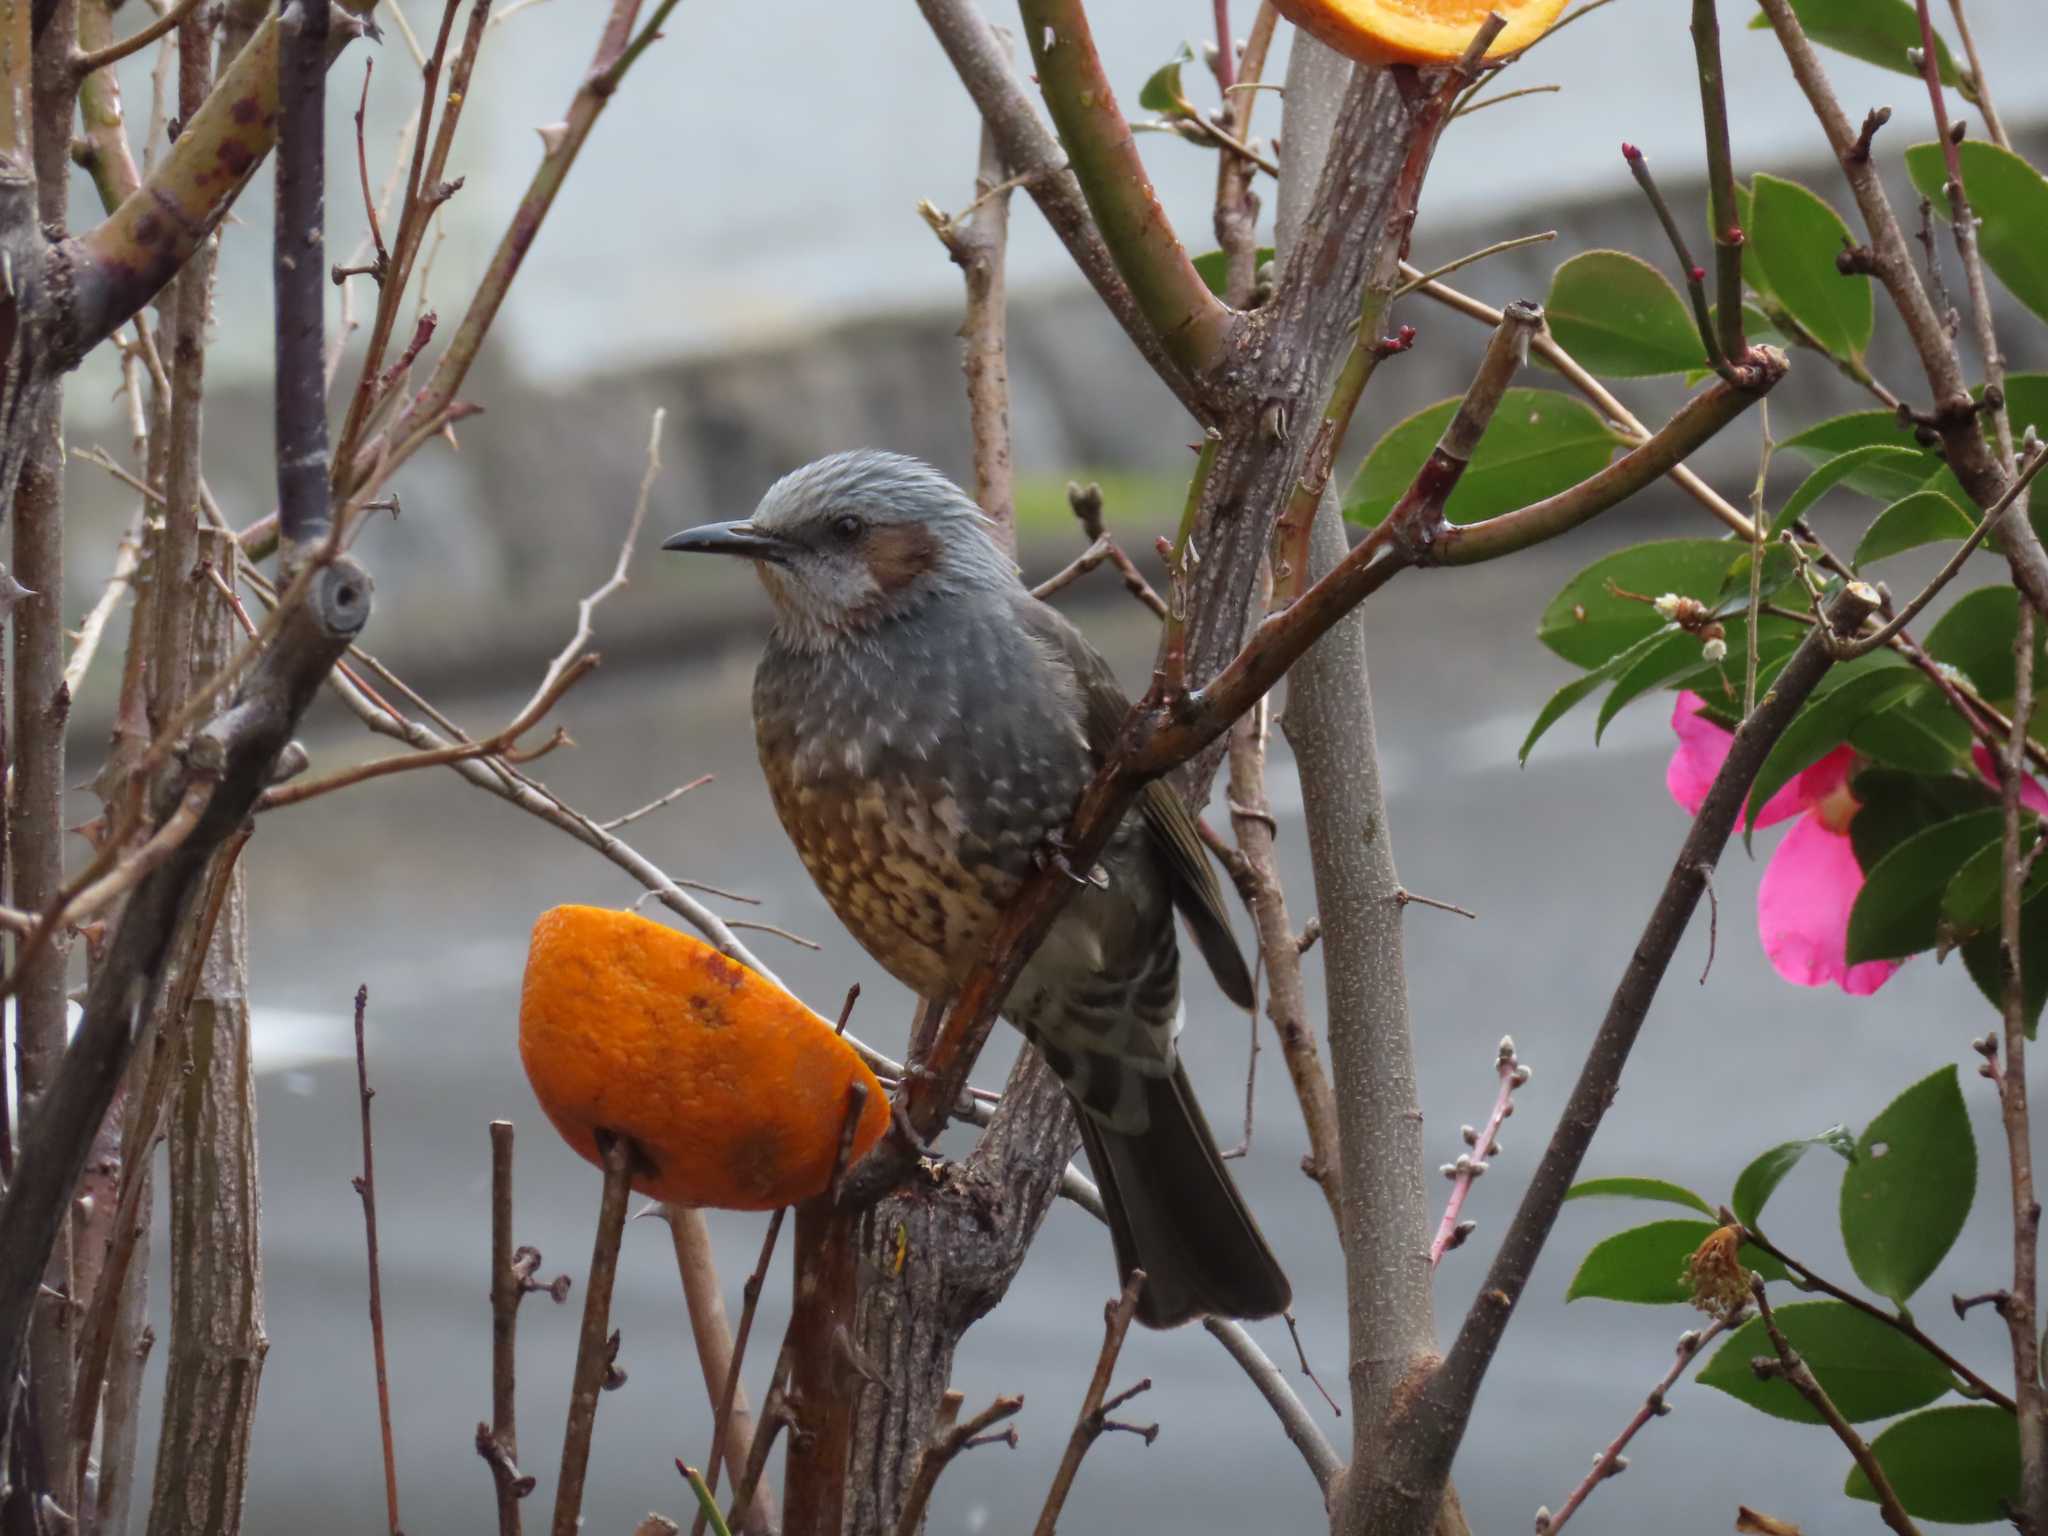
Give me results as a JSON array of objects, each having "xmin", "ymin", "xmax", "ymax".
[{"xmin": 144, "ymin": 530, "xmax": 266, "ymax": 1536}]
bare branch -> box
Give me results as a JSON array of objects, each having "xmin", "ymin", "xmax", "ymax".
[
  {"xmin": 1749, "ymin": 1281, "xmax": 1919, "ymax": 1536},
  {"xmin": 352, "ymin": 987, "xmax": 403, "ymax": 1536},
  {"xmin": 892, "ymin": 1392, "xmax": 1025, "ymax": 1536},
  {"xmin": 548, "ymin": 1131, "xmax": 640, "ymax": 1536},
  {"xmin": 1430, "ymin": 1037, "xmax": 1529, "ymax": 1268},
  {"xmin": 1032, "ymin": 1275, "xmax": 1148, "ymax": 1536}
]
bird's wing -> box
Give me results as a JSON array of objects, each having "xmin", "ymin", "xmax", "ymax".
[{"xmin": 1012, "ymin": 592, "xmax": 1256, "ymax": 1010}]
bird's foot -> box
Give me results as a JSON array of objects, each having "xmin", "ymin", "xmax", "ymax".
[{"xmin": 1035, "ymin": 832, "xmax": 1108, "ymax": 889}]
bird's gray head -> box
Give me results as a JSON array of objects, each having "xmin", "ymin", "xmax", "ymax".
[{"xmin": 663, "ymin": 451, "xmax": 1014, "ymax": 648}]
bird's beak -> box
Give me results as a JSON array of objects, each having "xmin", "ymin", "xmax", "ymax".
[{"xmin": 661, "ymin": 520, "xmax": 795, "ymax": 565}]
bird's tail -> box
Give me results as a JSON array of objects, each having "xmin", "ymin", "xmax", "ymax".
[{"xmin": 1073, "ymin": 1063, "xmax": 1292, "ymax": 1329}]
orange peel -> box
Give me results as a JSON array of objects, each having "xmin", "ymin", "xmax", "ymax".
[
  {"xmin": 518, "ymin": 904, "xmax": 888, "ymax": 1210},
  {"xmin": 1271, "ymin": 0, "xmax": 1569, "ymax": 67}
]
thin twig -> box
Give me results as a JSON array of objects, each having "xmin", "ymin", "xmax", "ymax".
[
  {"xmin": 1431, "ymin": 1037, "xmax": 1529, "ymax": 1268},
  {"xmin": 1537, "ymin": 1318, "xmax": 1731, "ymax": 1533},
  {"xmin": 722, "ymin": 1352, "xmax": 791, "ymax": 1535},
  {"xmin": 1391, "ymin": 231, "xmax": 1554, "ymax": 299},
  {"xmin": 1201, "ymin": 1319, "xmax": 1340, "ymax": 1495},
  {"xmin": 601, "ymin": 774, "xmax": 713, "ymax": 831},
  {"xmin": 672, "ymin": 1203, "xmax": 779, "ymax": 1536},
  {"xmin": 1032, "ymin": 1273, "xmax": 1149, "ymax": 1536},
  {"xmin": 892, "ymin": 1392, "xmax": 1026, "ymax": 1536},
  {"xmin": 1750, "ymin": 1281, "xmax": 1919, "ymax": 1536},
  {"xmin": 352, "ymin": 986, "xmax": 403, "ymax": 1536},
  {"xmin": 549, "ymin": 1131, "xmax": 640, "ymax": 1536},
  {"xmin": 480, "ymin": 1121, "xmax": 539, "ymax": 1536},
  {"xmin": 68, "ymin": 0, "xmax": 204, "ymax": 75}
]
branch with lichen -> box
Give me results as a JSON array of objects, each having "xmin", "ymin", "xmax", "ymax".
[{"xmin": 67, "ymin": 8, "xmax": 361, "ymax": 365}]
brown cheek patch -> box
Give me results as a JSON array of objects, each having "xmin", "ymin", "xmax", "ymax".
[{"xmin": 864, "ymin": 523, "xmax": 940, "ymax": 594}]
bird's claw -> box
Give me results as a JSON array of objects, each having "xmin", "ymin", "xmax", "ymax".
[{"xmin": 1036, "ymin": 835, "xmax": 1108, "ymax": 890}]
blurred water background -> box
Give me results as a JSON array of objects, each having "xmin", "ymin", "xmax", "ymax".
[{"xmin": 35, "ymin": 0, "xmax": 2048, "ymax": 1530}]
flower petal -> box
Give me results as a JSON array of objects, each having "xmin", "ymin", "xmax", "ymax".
[
  {"xmin": 1666, "ymin": 692, "xmax": 1813, "ymax": 828},
  {"xmin": 1757, "ymin": 812, "xmax": 1902, "ymax": 996},
  {"xmin": 1970, "ymin": 743, "xmax": 2048, "ymax": 815}
]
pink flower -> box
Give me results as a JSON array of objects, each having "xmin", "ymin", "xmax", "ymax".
[
  {"xmin": 1666, "ymin": 692, "xmax": 1901, "ymax": 996},
  {"xmin": 1970, "ymin": 743, "xmax": 2048, "ymax": 815}
]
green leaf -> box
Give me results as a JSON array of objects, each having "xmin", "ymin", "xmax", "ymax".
[
  {"xmin": 1520, "ymin": 671, "xmax": 1611, "ymax": 764},
  {"xmin": 1138, "ymin": 42, "xmax": 1196, "ymax": 116},
  {"xmin": 1943, "ymin": 826, "xmax": 2048, "ymax": 938},
  {"xmin": 1745, "ymin": 665, "xmax": 1920, "ymax": 828},
  {"xmin": 1849, "ymin": 686, "xmax": 1973, "ymax": 773},
  {"xmin": 1745, "ymin": 0, "xmax": 1962, "ymax": 89},
  {"xmin": 1597, "ymin": 630, "xmax": 1709, "ymax": 742},
  {"xmin": 1927, "ymin": 585, "xmax": 2047, "ymax": 706},
  {"xmin": 1345, "ymin": 389, "xmax": 1624, "ymax": 530},
  {"xmin": 1905, "ymin": 141, "xmax": 2048, "ymax": 323},
  {"xmin": 1851, "ymin": 767, "xmax": 1999, "ymax": 872},
  {"xmin": 1191, "ymin": 245, "xmax": 1274, "ymax": 298},
  {"xmin": 1962, "ymin": 886, "xmax": 2048, "ymax": 1035},
  {"xmin": 1846, "ymin": 1405, "xmax": 2019, "ymax": 1524},
  {"xmin": 1771, "ymin": 445, "xmax": 1933, "ymax": 535},
  {"xmin": 1567, "ymin": 1219, "xmax": 1786, "ymax": 1305},
  {"xmin": 1564, "ymin": 1176, "xmax": 1716, "ymax": 1217},
  {"xmin": 1779, "ymin": 412, "xmax": 1943, "ymax": 496},
  {"xmin": 1731, "ymin": 1129, "xmax": 1854, "ymax": 1228},
  {"xmin": 1840, "ymin": 1066, "xmax": 1976, "ymax": 1306},
  {"xmin": 1537, "ymin": 539, "xmax": 1746, "ymax": 668},
  {"xmin": 1853, "ymin": 489, "xmax": 1978, "ymax": 566},
  {"xmin": 1748, "ymin": 174, "xmax": 1874, "ymax": 362},
  {"xmin": 1543, "ymin": 251, "xmax": 1709, "ymax": 377},
  {"xmin": 1847, "ymin": 809, "xmax": 2004, "ymax": 962},
  {"xmin": 1665, "ymin": 615, "xmax": 1805, "ymax": 703},
  {"xmin": 1698, "ymin": 1300, "xmax": 1953, "ymax": 1423},
  {"xmin": 1520, "ymin": 627, "xmax": 1684, "ymax": 762}
]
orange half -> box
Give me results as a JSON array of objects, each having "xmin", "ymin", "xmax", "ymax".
[
  {"xmin": 1273, "ymin": 0, "xmax": 1570, "ymax": 67},
  {"xmin": 518, "ymin": 905, "xmax": 888, "ymax": 1210}
]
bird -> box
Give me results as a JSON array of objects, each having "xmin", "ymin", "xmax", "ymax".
[{"xmin": 664, "ymin": 450, "xmax": 1290, "ymax": 1328}]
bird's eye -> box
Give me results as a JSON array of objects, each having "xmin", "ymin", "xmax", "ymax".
[{"xmin": 830, "ymin": 513, "xmax": 865, "ymax": 543}]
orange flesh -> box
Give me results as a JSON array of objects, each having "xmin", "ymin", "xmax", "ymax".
[
  {"xmin": 1272, "ymin": 0, "xmax": 1571, "ymax": 66},
  {"xmin": 518, "ymin": 905, "xmax": 888, "ymax": 1210}
]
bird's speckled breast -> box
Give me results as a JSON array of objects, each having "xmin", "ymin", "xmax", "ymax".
[{"xmin": 751, "ymin": 596, "xmax": 1095, "ymax": 999}]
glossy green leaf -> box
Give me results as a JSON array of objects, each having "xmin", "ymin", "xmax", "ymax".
[
  {"xmin": 1770, "ymin": 446, "xmax": 1932, "ymax": 536},
  {"xmin": 1943, "ymin": 826, "xmax": 2048, "ymax": 938},
  {"xmin": 1597, "ymin": 630, "xmax": 1710, "ymax": 742},
  {"xmin": 1927, "ymin": 585, "xmax": 2046, "ymax": 706},
  {"xmin": 1543, "ymin": 250, "xmax": 1709, "ymax": 377},
  {"xmin": 1567, "ymin": 1219, "xmax": 1786, "ymax": 1305},
  {"xmin": 1848, "ymin": 687, "xmax": 1972, "ymax": 774},
  {"xmin": 1138, "ymin": 43, "xmax": 1195, "ymax": 115},
  {"xmin": 1748, "ymin": 174, "xmax": 1873, "ymax": 362},
  {"xmin": 1745, "ymin": 665, "xmax": 1920, "ymax": 829},
  {"xmin": 1537, "ymin": 539, "xmax": 1744, "ymax": 668},
  {"xmin": 1852, "ymin": 489, "xmax": 1977, "ymax": 566},
  {"xmin": 1846, "ymin": 1406, "xmax": 2019, "ymax": 1524},
  {"xmin": 1563, "ymin": 1177, "xmax": 1716, "ymax": 1217},
  {"xmin": 1850, "ymin": 767, "xmax": 1999, "ymax": 872},
  {"xmin": 1699, "ymin": 1300, "xmax": 1953, "ymax": 1423},
  {"xmin": 1345, "ymin": 389, "xmax": 1625, "ymax": 529},
  {"xmin": 1779, "ymin": 413, "xmax": 1942, "ymax": 496},
  {"xmin": 1962, "ymin": 886, "xmax": 2048, "ymax": 1035},
  {"xmin": 1192, "ymin": 245, "xmax": 1274, "ymax": 298},
  {"xmin": 1520, "ymin": 627, "xmax": 1682, "ymax": 762},
  {"xmin": 1840, "ymin": 1066, "xmax": 1975, "ymax": 1306},
  {"xmin": 1731, "ymin": 1129, "xmax": 1854, "ymax": 1228},
  {"xmin": 1745, "ymin": 0, "xmax": 1962, "ymax": 88},
  {"xmin": 1847, "ymin": 809, "xmax": 2003, "ymax": 962},
  {"xmin": 1905, "ymin": 141, "xmax": 2048, "ymax": 323}
]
